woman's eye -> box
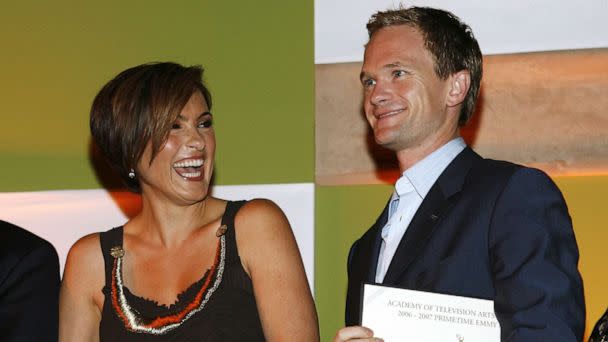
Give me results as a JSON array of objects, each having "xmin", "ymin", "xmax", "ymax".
[
  {"xmin": 171, "ymin": 123, "xmax": 181, "ymax": 129},
  {"xmin": 198, "ymin": 119, "xmax": 212, "ymax": 128}
]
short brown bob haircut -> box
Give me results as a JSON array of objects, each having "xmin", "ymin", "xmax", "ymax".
[
  {"xmin": 90, "ymin": 62, "xmax": 212, "ymax": 192},
  {"xmin": 367, "ymin": 7, "xmax": 482, "ymax": 126}
]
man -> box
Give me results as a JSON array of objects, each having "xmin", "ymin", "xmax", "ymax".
[
  {"xmin": 334, "ymin": 6, "xmax": 585, "ymax": 342},
  {"xmin": 0, "ymin": 220, "xmax": 60, "ymax": 341}
]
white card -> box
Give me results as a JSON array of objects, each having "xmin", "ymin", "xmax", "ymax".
[{"xmin": 361, "ymin": 283, "xmax": 500, "ymax": 342}]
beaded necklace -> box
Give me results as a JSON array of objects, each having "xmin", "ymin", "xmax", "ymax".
[{"xmin": 109, "ymin": 225, "xmax": 227, "ymax": 335}]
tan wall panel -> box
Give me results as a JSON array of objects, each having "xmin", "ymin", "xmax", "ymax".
[{"xmin": 316, "ymin": 49, "xmax": 608, "ymax": 184}]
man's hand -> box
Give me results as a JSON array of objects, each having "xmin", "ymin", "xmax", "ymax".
[{"xmin": 333, "ymin": 326, "xmax": 383, "ymax": 342}]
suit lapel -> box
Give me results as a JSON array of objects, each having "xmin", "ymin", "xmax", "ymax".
[
  {"xmin": 382, "ymin": 147, "xmax": 479, "ymax": 284},
  {"xmin": 359, "ymin": 198, "xmax": 390, "ymax": 282},
  {"xmin": 345, "ymin": 196, "xmax": 392, "ymax": 326},
  {"xmin": 382, "ymin": 185, "xmax": 450, "ymax": 284}
]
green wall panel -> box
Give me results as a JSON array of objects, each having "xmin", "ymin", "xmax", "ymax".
[
  {"xmin": 0, "ymin": 1, "xmax": 314, "ymax": 191},
  {"xmin": 0, "ymin": 153, "xmax": 97, "ymax": 192},
  {"xmin": 315, "ymin": 176, "xmax": 608, "ymax": 340},
  {"xmin": 315, "ymin": 184, "xmax": 392, "ymax": 341}
]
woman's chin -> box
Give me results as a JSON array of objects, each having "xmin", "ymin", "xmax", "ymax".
[{"xmin": 173, "ymin": 185, "xmax": 208, "ymax": 202}]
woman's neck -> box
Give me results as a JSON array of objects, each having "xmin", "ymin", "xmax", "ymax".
[{"xmin": 128, "ymin": 194, "xmax": 211, "ymax": 248}]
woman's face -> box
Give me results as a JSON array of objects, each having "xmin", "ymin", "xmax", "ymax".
[{"xmin": 136, "ymin": 91, "xmax": 215, "ymax": 205}]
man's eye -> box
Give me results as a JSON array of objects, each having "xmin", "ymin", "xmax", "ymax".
[
  {"xmin": 393, "ymin": 70, "xmax": 406, "ymax": 77},
  {"xmin": 198, "ymin": 119, "xmax": 212, "ymax": 128},
  {"xmin": 362, "ymin": 79, "xmax": 376, "ymax": 88}
]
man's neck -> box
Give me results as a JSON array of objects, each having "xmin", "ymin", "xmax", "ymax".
[{"xmin": 395, "ymin": 132, "xmax": 461, "ymax": 172}]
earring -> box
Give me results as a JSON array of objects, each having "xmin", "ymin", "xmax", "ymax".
[{"xmin": 128, "ymin": 169, "xmax": 135, "ymax": 179}]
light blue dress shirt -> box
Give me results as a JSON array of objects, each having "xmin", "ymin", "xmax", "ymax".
[{"xmin": 375, "ymin": 137, "xmax": 467, "ymax": 283}]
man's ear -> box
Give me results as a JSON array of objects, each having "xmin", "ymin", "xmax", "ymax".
[{"xmin": 446, "ymin": 70, "xmax": 471, "ymax": 107}]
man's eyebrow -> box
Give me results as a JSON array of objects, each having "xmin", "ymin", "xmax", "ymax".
[
  {"xmin": 384, "ymin": 62, "xmax": 404, "ymax": 69},
  {"xmin": 360, "ymin": 62, "xmax": 406, "ymax": 81}
]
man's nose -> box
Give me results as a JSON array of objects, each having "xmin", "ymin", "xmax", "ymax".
[{"xmin": 370, "ymin": 81, "xmax": 391, "ymax": 105}]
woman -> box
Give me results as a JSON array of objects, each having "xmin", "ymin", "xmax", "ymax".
[
  {"xmin": 590, "ymin": 307, "xmax": 608, "ymax": 342},
  {"xmin": 59, "ymin": 62, "xmax": 319, "ymax": 341}
]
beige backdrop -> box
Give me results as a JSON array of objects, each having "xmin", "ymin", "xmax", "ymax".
[{"xmin": 316, "ymin": 48, "xmax": 608, "ymax": 184}]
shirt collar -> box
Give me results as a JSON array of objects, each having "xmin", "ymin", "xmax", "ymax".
[{"xmin": 395, "ymin": 137, "xmax": 466, "ymax": 199}]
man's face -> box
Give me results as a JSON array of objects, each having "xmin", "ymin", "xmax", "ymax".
[{"xmin": 360, "ymin": 25, "xmax": 457, "ymax": 154}]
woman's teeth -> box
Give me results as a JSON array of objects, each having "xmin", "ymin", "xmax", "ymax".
[
  {"xmin": 173, "ymin": 159, "xmax": 204, "ymax": 179},
  {"xmin": 180, "ymin": 171, "xmax": 202, "ymax": 178},
  {"xmin": 173, "ymin": 159, "xmax": 204, "ymax": 168}
]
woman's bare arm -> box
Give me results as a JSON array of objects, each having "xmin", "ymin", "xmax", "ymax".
[
  {"xmin": 236, "ymin": 199, "xmax": 320, "ymax": 341},
  {"xmin": 59, "ymin": 233, "xmax": 104, "ymax": 342}
]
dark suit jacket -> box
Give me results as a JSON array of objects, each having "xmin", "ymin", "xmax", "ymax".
[
  {"xmin": 346, "ymin": 148, "xmax": 585, "ymax": 341},
  {"xmin": 0, "ymin": 220, "xmax": 60, "ymax": 342}
]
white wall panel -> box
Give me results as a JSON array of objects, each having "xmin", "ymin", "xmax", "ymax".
[
  {"xmin": 315, "ymin": 0, "xmax": 608, "ymax": 63},
  {"xmin": 0, "ymin": 184, "xmax": 315, "ymax": 290}
]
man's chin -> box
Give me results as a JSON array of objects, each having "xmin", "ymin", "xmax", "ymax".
[{"xmin": 374, "ymin": 134, "xmax": 401, "ymax": 151}]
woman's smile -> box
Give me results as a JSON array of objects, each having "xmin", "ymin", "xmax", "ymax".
[{"xmin": 173, "ymin": 157, "xmax": 205, "ymax": 180}]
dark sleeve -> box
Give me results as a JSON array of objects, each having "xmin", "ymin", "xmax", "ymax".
[
  {"xmin": 0, "ymin": 239, "xmax": 60, "ymax": 342},
  {"xmin": 489, "ymin": 167, "xmax": 585, "ymax": 341},
  {"xmin": 344, "ymin": 239, "xmax": 359, "ymax": 326},
  {"xmin": 347, "ymin": 239, "xmax": 359, "ymax": 276}
]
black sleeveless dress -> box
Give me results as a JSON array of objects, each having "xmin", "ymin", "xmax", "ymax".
[{"xmin": 98, "ymin": 201, "xmax": 265, "ymax": 341}]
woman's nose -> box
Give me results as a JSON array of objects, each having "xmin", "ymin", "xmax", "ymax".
[{"xmin": 186, "ymin": 128, "xmax": 205, "ymax": 151}]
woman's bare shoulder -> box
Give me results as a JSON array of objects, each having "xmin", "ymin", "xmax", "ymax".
[
  {"xmin": 233, "ymin": 199, "xmax": 298, "ymax": 268},
  {"xmin": 235, "ymin": 198, "xmax": 288, "ymax": 227},
  {"xmin": 63, "ymin": 232, "xmax": 105, "ymax": 288},
  {"xmin": 66, "ymin": 233, "xmax": 102, "ymax": 261}
]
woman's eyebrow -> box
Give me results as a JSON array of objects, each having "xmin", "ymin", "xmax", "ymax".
[{"xmin": 176, "ymin": 112, "xmax": 212, "ymax": 121}]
